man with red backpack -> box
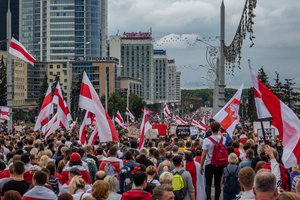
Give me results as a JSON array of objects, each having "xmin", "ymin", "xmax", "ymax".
[{"xmin": 200, "ymin": 122, "xmax": 228, "ymax": 200}]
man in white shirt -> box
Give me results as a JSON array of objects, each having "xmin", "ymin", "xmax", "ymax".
[{"xmin": 200, "ymin": 121, "xmax": 226, "ymax": 200}]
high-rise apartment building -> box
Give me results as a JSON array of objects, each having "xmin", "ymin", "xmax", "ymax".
[
  {"xmin": 175, "ymin": 71, "xmax": 181, "ymax": 103},
  {"xmin": 166, "ymin": 59, "xmax": 177, "ymax": 102},
  {"xmin": 109, "ymin": 32, "xmax": 154, "ymax": 104},
  {"xmin": 19, "ymin": 0, "xmax": 107, "ymax": 61},
  {"xmin": 153, "ymin": 50, "xmax": 168, "ymax": 103}
]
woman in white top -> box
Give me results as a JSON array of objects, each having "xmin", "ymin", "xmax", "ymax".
[
  {"xmin": 68, "ymin": 176, "xmax": 87, "ymax": 200},
  {"xmin": 104, "ymin": 176, "xmax": 121, "ymax": 200}
]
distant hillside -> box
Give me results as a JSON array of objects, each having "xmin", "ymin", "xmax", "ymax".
[{"xmin": 181, "ymin": 88, "xmax": 249, "ymax": 106}]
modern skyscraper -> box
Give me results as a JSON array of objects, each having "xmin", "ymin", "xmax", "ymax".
[
  {"xmin": 109, "ymin": 32, "xmax": 154, "ymax": 104},
  {"xmin": 19, "ymin": 0, "xmax": 107, "ymax": 61}
]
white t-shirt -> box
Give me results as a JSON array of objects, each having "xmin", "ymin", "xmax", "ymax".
[{"xmin": 202, "ymin": 135, "xmax": 226, "ymax": 166}]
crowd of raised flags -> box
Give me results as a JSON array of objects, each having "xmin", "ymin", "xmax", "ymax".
[{"xmin": 2, "ymin": 37, "xmax": 300, "ymax": 169}]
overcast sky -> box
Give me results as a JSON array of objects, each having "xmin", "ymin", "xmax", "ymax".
[{"xmin": 108, "ymin": 0, "xmax": 300, "ymax": 89}]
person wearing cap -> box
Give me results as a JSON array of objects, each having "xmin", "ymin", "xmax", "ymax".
[{"xmin": 60, "ymin": 152, "xmax": 92, "ymax": 185}]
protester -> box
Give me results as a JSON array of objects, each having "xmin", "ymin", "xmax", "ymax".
[
  {"xmin": 172, "ymin": 155, "xmax": 195, "ymax": 200},
  {"xmin": 121, "ymin": 171, "xmax": 152, "ymax": 200},
  {"xmin": 91, "ymin": 180, "xmax": 110, "ymax": 200},
  {"xmin": 104, "ymin": 175, "xmax": 121, "ymax": 200},
  {"xmin": 253, "ymin": 171, "xmax": 278, "ymax": 200},
  {"xmin": 22, "ymin": 170, "xmax": 57, "ymax": 200},
  {"xmin": 2, "ymin": 161, "xmax": 31, "ymax": 196},
  {"xmin": 99, "ymin": 146, "xmax": 124, "ymax": 177},
  {"xmin": 2, "ymin": 190, "xmax": 22, "ymax": 200},
  {"xmin": 68, "ymin": 176, "xmax": 86, "ymax": 200},
  {"xmin": 223, "ymin": 153, "xmax": 241, "ymax": 200},
  {"xmin": 236, "ymin": 167, "xmax": 255, "ymax": 200},
  {"xmin": 200, "ymin": 121, "xmax": 226, "ymax": 200},
  {"xmin": 152, "ymin": 184, "xmax": 175, "ymax": 200}
]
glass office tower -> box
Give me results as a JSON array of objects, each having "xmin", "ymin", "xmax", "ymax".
[{"xmin": 19, "ymin": 0, "xmax": 107, "ymax": 61}]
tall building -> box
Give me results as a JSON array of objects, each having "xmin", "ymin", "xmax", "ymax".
[
  {"xmin": 0, "ymin": 0, "xmax": 19, "ymax": 50},
  {"xmin": 0, "ymin": 51, "xmax": 30, "ymax": 108},
  {"xmin": 175, "ymin": 71, "xmax": 181, "ymax": 104},
  {"xmin": 153, "ymin": 50, "xmax": 168, "ymax": 103},
  {"xmin": 166, "ymin": 59, "xmax": 177, "ymax": 102},
  {"xmin": 19, "ymin": 0, "xmax": 107, "ymax": 61},
  {"xmin": 109, "ymin": 32, "xmax": 154, "ymax": 104},
  {"xmin": 71, "ymin": 58, "xmax": 119, "ymax": 98}
]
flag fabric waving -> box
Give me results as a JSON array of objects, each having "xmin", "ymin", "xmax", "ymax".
[
  {"xmin": 79, "ymin": 111, "xmax": 90, "ymax": 145},
  {"xmin": 79, "ymin": 71, "xmax": 119, "ymax": 142},
  {"xmin": 213, "ymin": 84, "xmax": 243, "ymax": 137},
  {"xmin": 249, "ymin": 61, "xmax": 300, "ymax": 168},
  {"xmin": 163, "ymin": 103, "xmax": 170, "ymax": 117},
  {"xmin": 9, "ymin": 37, "xmax": 36, "ymax": 65},
  {"xmin": 0, "ymin": 106, "xmax": 10, "ymax": 122},
  {"xmin": 53, "ymin": 82, "xmax": 72, "ymax": 130},
  {"xmin": 191, "ymin": 119, "xmax": 207, "ymax": 131},
  {"xmin": 139, "ymin": 108, "xmax": 152, "ymax": 149},
  {"xmin": 175, "ymin": 115, "xmax": 188, "ymax": 125},
  {"xmin": 125, "ymin": 107, "xmax": 135, "ymax": 122},
  {"xmin": 115, "ymin": 111, "xmax": 126, "ymax": 129},
  {"xmin": 34, "ymin": 84, "xmax": 53, "ymax": 131}
]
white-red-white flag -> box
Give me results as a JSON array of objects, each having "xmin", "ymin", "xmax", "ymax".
[
  {"xmin": 213, "ymin": 84, "xmax": 243, "ymax": 137},
  {"xmin": 163, "ymin": 103, "xmax": 170, "ymax": 117},
  {"xmin": 88, "ymin": 125, "xmax": 99, "ymax": 145},
  {"xmin": 0, "ymin": 106, "xmax": 10, "ymax": 122},
  {"xmin": 79, "ymin": 71, "xmax": 119, "ymax": 142},
  {"xmin": 42, "ymin": 114, "xmax": 60, "ymax": 138},
  {"xmin": 79, "ymin": 111, "xmax": 90, "ymax": 145},
  {"xmin": 9, "ymin": 37, "xmax": 36, "ymax": 66},
  {"xmin": 34, "ymin": 85, "xmax": 53, "ymax": 131},
  {"xmin": 249, "ymin": 62, "xmax": 300, "ymax": 168},
  {"xmin": 53, "ymin": 82, "xmax": 72, "ymax": 130},
  {"xmin": 175, "ymin": 115, "xmax": 188, "ymax": 125},
  {"xmin": 125, "ymin": 107, "xmax": 135, "ymax": 122},
  {"xmin": 139, "ymin": 108, "xmax": 152, "ymax": 149},
  {"xmin": 191, "ymin": 119, "xmax": 207, "ymax": 131},
  {"xmin": 115, "ymin": 111, "xmax": 126, "ymax": 129}
]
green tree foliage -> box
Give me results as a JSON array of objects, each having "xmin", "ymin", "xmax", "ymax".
[
  {"xmin": 257, "ymin": 66, "xmax": 271, "ymax": 88},
  {"xmin": 38, "ymin": 74, "xmax": 48, "ymax": 109},
  {"xmin": 0, "ymin": 56, "xmax": 7, "ymax": 105},
  {"xmin": 100, "ymin": 93, "xmax": 145, "ymax": 119}
]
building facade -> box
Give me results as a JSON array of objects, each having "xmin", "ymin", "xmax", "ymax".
[
  {"xmin": 119, "ymin": 76, "xmax": 142, "ymax": 97},
  {"xmin": 19, "ymin": 0, "xmax": 107, "ymax": 61},
  {"xmin": 166, "ymin": 59, "xmax": 177, "ymax": 102},
  {"xmin": 109, "ymin": 32, "xmax": 154, "ymax": 104},
  {"xmin": 71, "ymin": 58, "xmax": 119, "ymax": 98},
  {"xmin": 0, "ymin": 51, "xmax": 30, "ymax": 108},
  {"xmin": 175, "ymin": 71, "xmax": 181, "ymax": 104},
  {"xmin": 153, "ymin": 50, "xmax": 168, "ymax": 103}
]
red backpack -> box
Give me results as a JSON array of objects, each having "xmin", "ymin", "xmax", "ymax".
[{"xmin": 208, "ymin": 136, "xmax": 228, "ymax": 167}]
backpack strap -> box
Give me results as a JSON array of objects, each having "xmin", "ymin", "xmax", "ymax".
[
  {"xmin": 208, "ymin": 136, "xmax": 223, "ymax": 144},
  {"xmin": 208, "ymin": 136, "xmax": 217, "ymax": 144}
]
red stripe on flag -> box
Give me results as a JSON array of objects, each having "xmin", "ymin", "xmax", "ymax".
[
  {"xmin": 80, "ymin": 82, "xmax": 92, "ymax": 99},
  {"xmin": 40, "ymin": 93, "xmax": 52, "ymax": 110},
  {"xmin": 10, "ymin": 41, "xmax": 36, "ymax": 63}
]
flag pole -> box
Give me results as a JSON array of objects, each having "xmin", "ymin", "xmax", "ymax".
[
  {"xmin": 260, "ymin": 120, "xmax": 267, "ymax": 144},
  {"xmin": 6, "ymin": 0, "xmax": 13, "ymax": 133}
]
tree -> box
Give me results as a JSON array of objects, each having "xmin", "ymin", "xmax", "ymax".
[
  {"xmin": 282, "ymin": 78, "xmax": 299, "ymax": 110},
  {"xmin": 257, "ymin": 66, "xmax": 271, "ymax": 89},
  {"xmin": 38, "ymin": 74, "xmax": 48, "ymax": 109},
  {"xmin": 129, "ymin": 93, "xmax": 146, "ymax": 119},
  {"xmin": 0, "ymin": 56, "xmax": 7, "ymax": 105},
  {"xmin": 271, "ymin": 71, "xmax": 284, "ymax": 100}
]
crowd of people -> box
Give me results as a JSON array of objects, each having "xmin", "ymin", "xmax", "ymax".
[{"xmin": 0, "ymin": 120, "xmax": 300, "ymax": 200}]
